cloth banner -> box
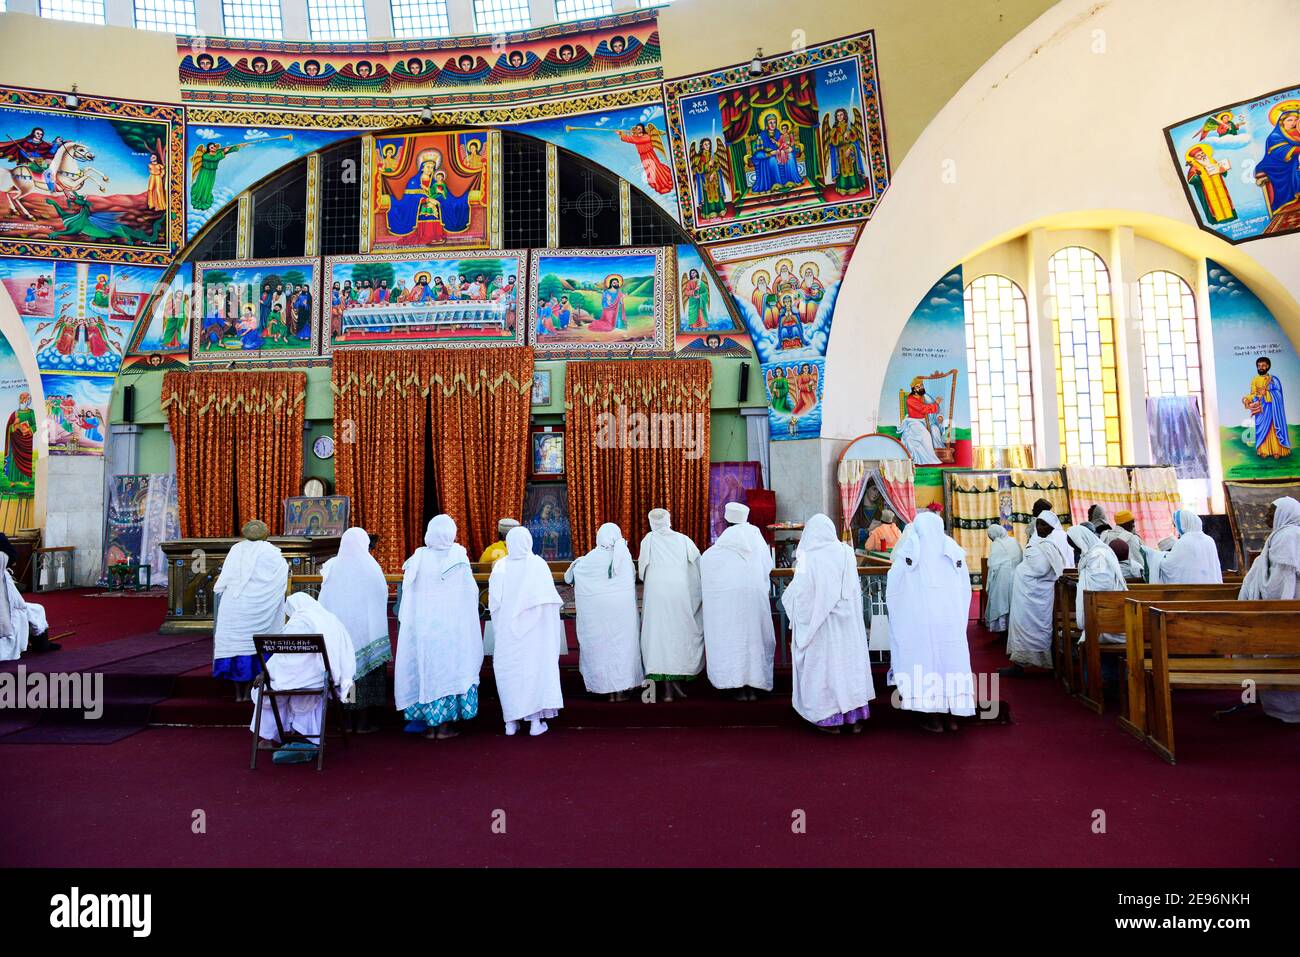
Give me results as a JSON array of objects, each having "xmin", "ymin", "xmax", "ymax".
[
  {"xmin": 1131, "ymin": 466, "xmax": 1180, "ymax": 545},
  {"xmin": 1064, "ymin": 465, "xmax": 1131, "ymax": 526},
  {"xmin": 103, "ymin": 474, "xmax": 179, "ymax": 583},
  {"xmin": 836, "ymin": 458, "xmax": 869, "ymax": 536},
  {"xmin": 948, "ymin": 471, "xmax": 1000, "ymax": 565},
  {"xmin": 1009, "ymin": 468, "xmax": 1068, "ymax": 544},
  {"xmin": 879, "ymin": 458, "xmax": 917, "ymax": 522},
  {"xmin": 1146, "ymin": 396, "xmax": 1209, "ymax": 480},
  {"xmin": 1224, "ymin": 480, "xmax": 1300, "ymax": 565},
  {"xmin": 709, "ymin": 461, "xmax": 764, "ymax": 542}
]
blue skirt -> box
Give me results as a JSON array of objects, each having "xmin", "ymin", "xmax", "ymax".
[
  {"xmin": 402, "ymin": 685, "xmax": 479, "ymax": 730},
  {"xmin": 213, "ymin": 654, "xmax": 260, "ymax": 683}
]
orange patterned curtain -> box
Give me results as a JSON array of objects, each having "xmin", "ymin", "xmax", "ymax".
[
  {"xmin": 425, "ymin": 348, "xmax": 533, "ymax": 560},
  {"xmin": 162, "ymin": 371, "xmax": 306, "ymax": 538},
  {"xmin": 332, "ymin": 351, "xmax": 429, "ymax": 573},
  {"xmin": 565, "ymin": 360, "xmax": 712, "ymax": 553}
]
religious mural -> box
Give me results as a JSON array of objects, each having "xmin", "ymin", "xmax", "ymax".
[
  {"xmin": 662, "ymin": 33, "xmax": 890, "ymax": 244},
  {"xmin": 103, "ymin": 473, "xmax": 180, "ymax": 583},
  {"xmin": 527, "ymin": 247, "xmax": 668, "ymax": 356},
  {"xmin": 0, "ymin": 88, "xmax": 184, "ymax": 264},
  {"xmin": 176, "ymin": 11, "xmax": 662, "ymax": 111},
  {"xmin": 186, "ymin": 122, "xmax": 354, "ymax": 240},
  {"xmin": 191, "ymin": 258, "xmax": 320, "ymax": 364},
  {"xmin": 361, "ymin": 131, "xmax": 500, "ymax": 254},
  {"xmin": 674, "ymin": 243, "xmax": 739, "ymax": 338},
  {"xmin": 877, "ymin": 268, "xmax": 972, "ymax": 468},
  {"xmin": 507, "ymin": 102, "xmax": 679, "ymax": 221},
  {"xmin": 763, "ymin": 356, "xmax": 824, "ymax": 440},
  {"xmin": 41, "ymin": 371, "xmax": 110, "ymax": 456},
  {"xmin": 1207, "ymin": 260, "xmax": 1299, "ymax": 479},
  {"xmin": 1165, "ymin": 85, "xmax": 1300, "ymax": 243},
  {"xmin": 0, "ymin": 335, "xmax": 36, "ymax": 530},
  {"xmin": 123, "ymin": 262, "xmax": 193, "ymax": 369},
  {"xmin": 324, "ymin": 251, "xmax": 526, "ymax": 352},
  {"xmin": 523, "ymin": 482, "xmax": 573, "ymax": 561}
]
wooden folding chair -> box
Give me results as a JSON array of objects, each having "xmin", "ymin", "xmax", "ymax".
[{"xmin": 249, "ymin": 633, "xmax": 348, "ymax": 771}]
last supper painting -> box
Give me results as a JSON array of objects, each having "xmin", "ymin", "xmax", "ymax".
[{"xmin": 361, "ymin": 130, "xmax": 500, "ymax": 254}]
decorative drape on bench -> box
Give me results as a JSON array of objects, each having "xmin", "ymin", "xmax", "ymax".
[
  {"xmin": 162, "ymin": 371, "xmax": 307, "ymax": 538},
  {"xmin": 332, "ymin": 348, "xmax": 533, "ymax": 572},
  {"xmin": 565, "ymin": 359, "xmax": 712, "ymax": 553}
]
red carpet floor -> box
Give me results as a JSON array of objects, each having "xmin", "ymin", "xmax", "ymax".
[{"xmin": 0, "ymin": 593, "xmax": 1296, "ymax": 867}]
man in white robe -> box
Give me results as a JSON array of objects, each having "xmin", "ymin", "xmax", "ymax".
[
  {"xmin": 638, "ymin": 508, "xmax": 704, "ymax": 702},
  {"xmin": 1003, "ymin": 514, "xmax": 1065, "ymax": 675},
  {"xmin": 395, "ymin": 515, "xmax": 484, "ymax": 739},
  {"xmin": 250, "ymin": 593, "xmax": 356, "ymax": 762},
  {"xmin": 1101, "ymin": 510, "xmax": 1145, "ymax": 579},
  {"xmin": 0, "ymin": 552, "xmax": 47, "ymax": 661},
  {"xmin": 1238, "ymin": 497, "xmax": 1300, "ymax": 723},
  {"xmin": 489, "ymin": 526, "xmax": 564, "ymax": 736},
  {"xmin": 700, "ymin": 504, "xmax": 776, "ymax": 700},
  {"xmin": 781, "ymin": 514, "xmax": 875, "ymax": 732},
  {"xmin": 886, "ymin": 511, "xmax": 974, "ymax": 732},
  {"xmin": 565, "ymin": 522, "xmax": 642, "ymax": 701},
  {"xmin": 1069, "ymin": 524, "xmax": 1127, "ymax": 646},
  {"xmin": 1154, "ymin": 509, "xmax": 1223, "ymax": 585},
  {"xmin": 319, "ymin": 526, "xmax": 391, "ymax": 733},
  {"xmin": 983, "ymin": 523, "xmax": 1021, "ymax": 634},
  {"xmin": 214, "ymin": 520, "xmax": 288, "ymax": 701}
]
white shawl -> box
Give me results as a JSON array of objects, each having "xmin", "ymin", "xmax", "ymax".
[
  {"xmin": 983, "ymin": 524, "xmax": 1022, "ymax": 631},
  {"xmin": 1156, "ymin": 510, "xmax": 1223, "ymax": 584},
  {"xmin": 700, "ymin": 522, "xmax": 776, "ymax": 691},
  {"xmin": 1239, "ymin": 497, "xmax": 1300, "ymax": 723},
  {"xmin": 489, "ymin": 527, "xmax": 565, "ymax": 722},
  {"xmin": 265, "ymin": 593, "xmax": 356, "ymax": 699},
  {"xmin": 394, "ymin": 515, "xmax": 484, "ymax": 709},
  {"xmin": 780, "ymin": 514, "xmax": 875, "ymax": 723},
  {"xmin": 1069, "ymin": 524, "xmax": 1127, "ymax": 642},
  {"xmin": 886, "ymin": 512, "xmax": 974, "ymax": 714},
  {"xmin": 565, "ymin": 523, "xmax": 642, "ymax": 694},
  {"xmin": 319, "ymin": 527, "xmax": 391, "ymax": 676},
  {"xmin": 1006, "ymin": 522, "xmax": 1065, "ymax": 668},
  {"xmin": 637, "ymin": 509, "xmax": 704, "ymax": 677},
  {"xmin": 213, "ymin": 539, "xmax": 288, "ymax": 660}
]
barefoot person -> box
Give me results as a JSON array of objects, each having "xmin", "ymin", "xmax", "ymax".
[
  {"xmin": 213, "ymin": 520, "xmax": 288, "ymax": 702},
  {"xmin": 319, "ymin": 527, "xmax": 392, "ymax": 734},
  {"xmin": 565, "ymin": 522, "xmax": 643, "ymax": 702},
  {"xmin": 637, "ymin": 508, "xmax": 704, "ymax": 702},
  {"xmin": 886, "ymin": 511, "xmax": 975, "ymax": 733},
  {"xmin": 394, "ymin": 516, "xmax": 484, "ymax": 739},
  {"xmin": 489, "ymin": 527, "xmax": 564, "ymax": 736},
  {"xmin": 700, "ymin": 503, "xmax": 775, "ymax": 701},
  {"xmin": 781, "ymin": 514, "xmax": 875, "ymax": 733}
]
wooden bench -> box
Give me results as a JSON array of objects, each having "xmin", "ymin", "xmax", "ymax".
[
  {"xmin": 1074, "ymin": 583, "xmax": 1241, "ymax": 713},
  {"xmin": 1132, "ymin": 601, "xmax": 1300, "ymax": 764}
]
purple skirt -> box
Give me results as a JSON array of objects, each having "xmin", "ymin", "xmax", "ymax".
[
  {"xmin": 213, "ymin": 654, "xmax": 260, "ymax": 683},
  {"xmin": 816, "ymin": 704, "xmax": 871, "ymax": 727}
]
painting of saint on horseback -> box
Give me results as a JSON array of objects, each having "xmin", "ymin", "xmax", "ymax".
[{"xmin": 0, "ymin": 98, "xmax": 181, "ymax": 261}]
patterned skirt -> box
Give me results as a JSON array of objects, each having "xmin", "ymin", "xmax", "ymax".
[
  {"xmin": 815, "ymin": 704, "xmax": 871, "ymax": 727},
  {"xmin": 346, "ymin": 665, "xmax": 389, "ymax": 710},
  {"xmin": 403, "ymin": 685, "xmax": 480, "ymax": 727},
  {"xmin": 645, "ymin": 673, "xmax": 699, "ymax": 682}
]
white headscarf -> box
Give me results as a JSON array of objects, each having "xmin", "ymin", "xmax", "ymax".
[
  {"xmin": 573, "ymin": 522, "xmax": 633, "ymax": 581},
  {"xmin": 1068, "ymin": 524, "xmax": 1126, "ymax": 597},
  {"xmin": 491, "ymin": 526, "xmax": 562, "ymax": 631},
  {"xmin": 724, "ymin": 502, "xmax": 749, "ymax": 524},
  {"xmin": 319, "ymin": 526, "xmax": 389, "ymax": 647},
  {"xmin": 788, "ymin": 513, "xmax": 855, "ymax": 642},
  {"xmin": 276, "ymin": 592, "xmax": 357, "ymax": 698},
  {"xmin": 1034, "ymin": 511, "xmax": 1073, "ymax": 569},
  {"xmin": 0, "ymin": 552, "xmax": 13, "ymax": 639},
  {"xmin": 1267, "ymin": 497, "xmax": 1300, "ymax": 569},
  {"xmin": 649, "ymin": 508, "xmax": 672, "ymax": 532},
  {"xmin": 1158, "ymin": 509, "xmax": 1222, "ymax": 584},
  {"xmin": 216, "ymin": 537, "xmax": 286, "ymax": 600},
  {"xmin": 987, "ymin": 523, "xmax": 1007, "ymax": 542},
  {"xmin": 893, "ymin": 511, "xmax": 965, "ymax": 588}
]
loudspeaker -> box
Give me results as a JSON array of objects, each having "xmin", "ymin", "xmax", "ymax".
[
  {"xmin": 738, "ymin": 361, "xmax": 750, "ymax": 403},
  {"xmin": 122, "ymin": 384, "xmax": 136, "ymax": 423}
]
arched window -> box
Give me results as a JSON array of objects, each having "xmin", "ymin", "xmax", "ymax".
[
  {"xmin": 963, "ymin": 274, "xmax": 1034, "ymax": 450},
  {"xmin": 1138, "ymin": 270, "xmax": 1203, "ymax": 407},
  {"xmin": 1048, "ymin": 246, "xmax": 1121, "ymax": 466}
]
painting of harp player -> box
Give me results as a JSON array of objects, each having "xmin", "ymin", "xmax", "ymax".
[{"xmin": 899, "ymin": 374, "xmax": 953, "ymax": 465}]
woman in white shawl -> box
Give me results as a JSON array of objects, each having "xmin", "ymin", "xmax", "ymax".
[
  {"xmin": 1003, "ymin": 514, "xmax": 1066, "ymax": 675},
  {"xmin": 1068, "ymin": 524, "xmax": 1127, "ymax": 647},
  {"xmin": 700, "ymin": 512, "xmax": 776, "ymax": 700},
  {"xmin": 1028, "ymin": 508, "xmax": 1074, "ymax": 569},
  {"xmin": 0, "ymin": 552, "xmax": 47, "ymax": 661},
  {"xmin": 983, "ymin": 523, "xmax": 1021, "ymax": 634},
  {"xmin": 637, "ymin": 508, "xmax": 704, "ymax": 702},
  {"xmin": 1239, "ymin": 497, "xmax": 1300, "ymax": 723},
  {"xmin": 250, "ymin": 592, "xmax": 356, "ymax": 763},
  {"xmin": 781, "ymin": 514, "xmax": 875, "ymax": 733},
  {"xmin": 213, "ymin": 520, "xmax": 288, "ymax": 701},
  {"xmin": 565, "ymin": 522, "xmax": 642, "ymax": 701},
  {"xmin": 319, "ymin": 527, "xmax": 391, "ymax": 733},
  {"xmin": 489, "ymin": 526, "xmax": 565, "ymax": 736},
  {"xmin": 1154, "ymin": 509, "xmax": 1223, "ymax": 585},
  {"xmin": 886, "ymin": 512, "xmax": 974, "ymax": 732},
  {"xmin": 394, "ymin": 515, "xmax": 484, "ymax": 739}
]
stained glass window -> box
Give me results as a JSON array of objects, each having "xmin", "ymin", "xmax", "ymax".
[
  {"xmin": 40, "ymin": 0, "xmax": 106, "ymax": 25},
  {"xmin": 308, "ymin": 0, "xmax": 368, "ymax": 41},
  {"xmin": 963, "ymin": 274, "xmax": 1035, "ymax": 450},
  {"xmin": 1048, "ymin": 246, "xmax": 1121, "ymax": 466},
  {"xmin": 390, "ymin": 0, "xmax": 450, "ymax": 37},
  {"xmin": 222, "ymin": 0, "xmax": 283, "ymax": 39},
  {"xmin": 135, "ymin": 0, "xmax": 197, "ymax": 31},
  {"xmin": 1138, "ymin": 270, "xmax": 1203, "ymax": 408},
  {"xmin": 474, "ymin": 0, "xmax": 530, "ymax": 33}
]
